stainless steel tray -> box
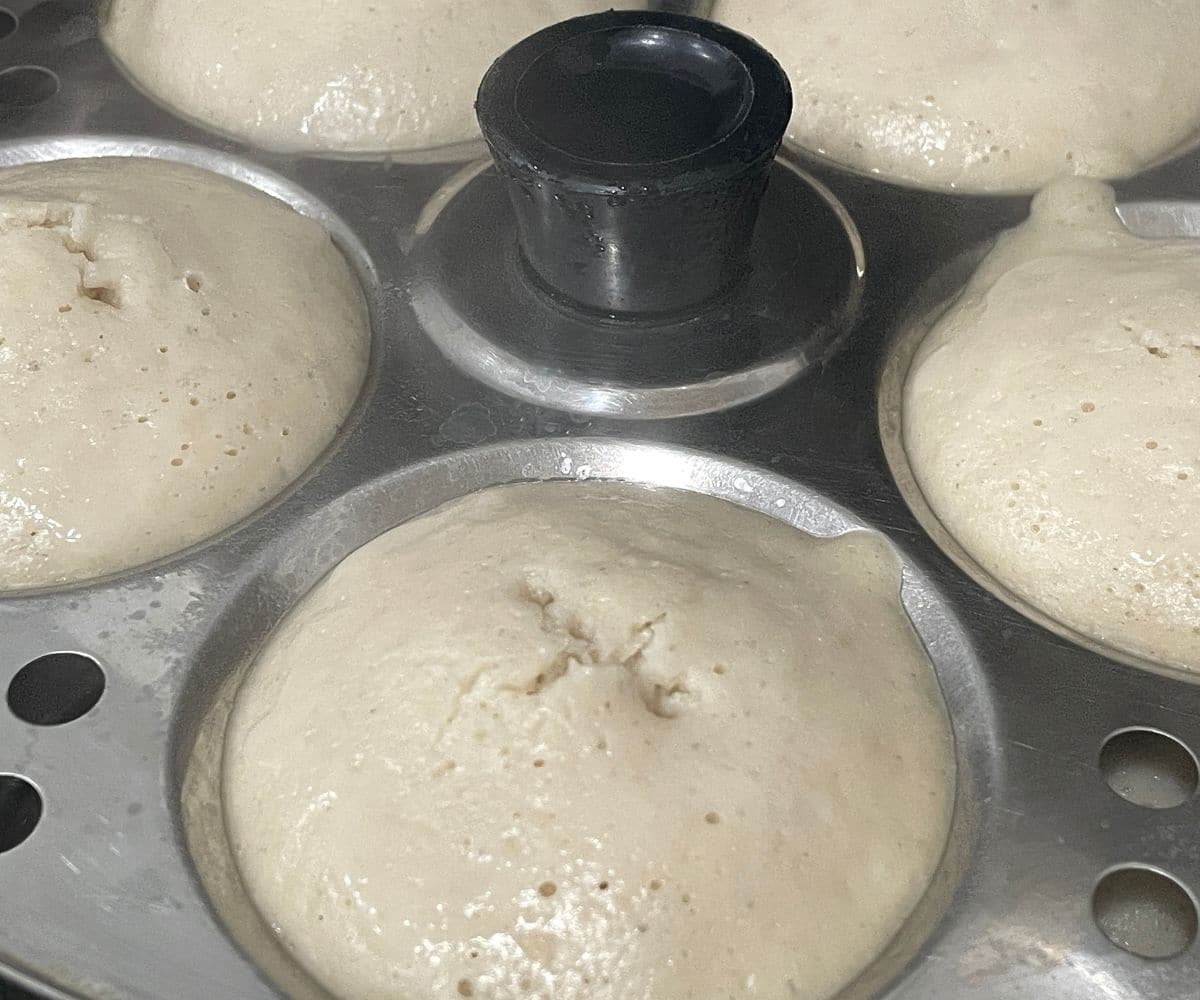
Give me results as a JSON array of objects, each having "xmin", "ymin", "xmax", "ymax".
[{"xmin": 3, "ymin": 2, "xmax": 1200, "ymax": 999}]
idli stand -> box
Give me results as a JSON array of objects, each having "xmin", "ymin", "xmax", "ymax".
[{"xmin": 0, "ymin": 3, "xmax": 1197, "ymax": 999}]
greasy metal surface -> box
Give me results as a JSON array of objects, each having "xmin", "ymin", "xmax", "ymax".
[{"xmin": 1, "ymin": 2, "xmax": 1199, "ymax": 1000}]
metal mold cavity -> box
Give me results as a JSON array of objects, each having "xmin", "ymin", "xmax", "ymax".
[
  {"xmin": 878, "ymin": 202, "xmax": 1200, "ymax": 685},
  {"xmin": 0, "ymin": 135, "xmax": 382, "ymax": 598},
  {"xmin": 177, "ymin": 438, "xmax": 992, "ymax": 1000}
]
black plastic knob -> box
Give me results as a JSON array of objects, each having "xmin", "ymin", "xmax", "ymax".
[{"xmin": 476, "ymin": 10, "xmax": 792, "ymax": 317}]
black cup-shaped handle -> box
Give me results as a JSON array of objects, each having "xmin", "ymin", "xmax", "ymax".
[{"xmin": 476, "ymin": 10, "xmax": 792, "ymax": 317}]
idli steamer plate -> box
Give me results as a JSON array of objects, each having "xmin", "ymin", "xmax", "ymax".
[{"xmin": 1, "ymin": 2, "xmax": 1200, "ymax": 999}]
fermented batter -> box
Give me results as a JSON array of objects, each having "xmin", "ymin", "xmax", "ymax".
[
  {"xmin": 715, "ymin": 0, "xmax": 1200, "ymax": 192},
  {"xmin": 0, "ymin": 157, "xmax": 367, "ymax": 588},
  {"xmin": 101, "ymin": 0, "xmax": 637, "ymax": 154},
  {"xmin": 224, "ymin": 482, "xmax": 955, "ymax": 1000},
  {"xmin": 905, "ymin": 177, "xmax": 1200, "ymax": 670}
]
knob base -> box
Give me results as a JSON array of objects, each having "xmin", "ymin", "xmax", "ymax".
[{"xmin": 410, "ymin": 154, "xmax": 865, "ymax": 420}]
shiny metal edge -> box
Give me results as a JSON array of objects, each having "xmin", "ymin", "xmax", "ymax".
[{"xmin": 1117, "ymin": 200, "xmax": 1200, "ymax": 239}]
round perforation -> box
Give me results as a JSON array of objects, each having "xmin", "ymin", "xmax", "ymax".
[
  {"xmin": 1099, "ymin": 728, "xmax": 1198, "ymax": 810},
  {"xmin": 0, "ymin": 66, "xmax": 59, "ymax": 107},
  {"xmin": 1094, "ymin": 866, "xmax": 1198, "ymax": 959},
  {"xmin": 8, "ymin": 653, "xmax": 105, "ymax": 726},
  {"xmin": 0, "ymin": 775, "xmax": 42, "ymax": 853}
]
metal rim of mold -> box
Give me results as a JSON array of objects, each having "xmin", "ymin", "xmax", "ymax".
[
  {"xmin": 878, "ymin": 217, "xmax": 1200, "ymax": 686},
  {"xmin": 689, "ymin": 0, "xmax": 1198, "ymax": 202},
  {"xmin": 174, "ymin": 436, "xmax": 996, "ymax": 1000},
  {"xmin": 0, "ymin": 133, "xmax": 385, "ymax": 599},
  {"xmin": 92, "ymin": 0, "xmax": 716, "ymax": 165},
  {"xmin": 91, "ymin": 0, "xmax": 492, "ymax": 166}
]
